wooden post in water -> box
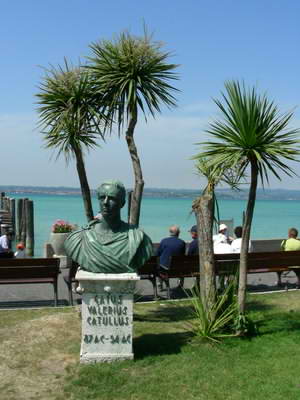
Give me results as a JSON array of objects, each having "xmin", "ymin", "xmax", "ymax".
[
  {"xmin": 0, "ymin": 192, "xmax": 4, "ymax": 209},
  {"xmin": 21, "ymin": 199, "xmax": 28, "ymax": 244},
  {"xmin": 16, "ymin": 199, "xmax": 23, "ymax": 241},
  {"xmin": 10, "ymin": 198, "xmax": 16, "ymax": 235},
  {"xmin": 3, "ymin": 196, "xmax": 8, "ymax": 211},
  {"xmin": 26, "ymin": 200, "xmax": 34, "ymax": 257}
]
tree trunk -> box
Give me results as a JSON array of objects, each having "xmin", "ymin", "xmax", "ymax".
[
  {"xmin": 73, "ymin": 146, "xmax": 94, "ymax": 222},
  {"xmin": 193, "ymin": 194, "xmax": 216, "ymax": 308},
  {"xmin": 125, "ymin": 112, "xmax": 144, "ymax": 227},
  {"xmin": 238, "ymin": 160, "xmax": 258, "ymax": 315}
]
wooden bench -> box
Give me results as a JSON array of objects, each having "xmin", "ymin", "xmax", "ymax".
[
  {"xmin": 0, "ymin": 258, "xmax": 61, "ymax": 306},
  {"xmin": 138, "ymin": 251, "xmax": 300, "ymax": 299}
]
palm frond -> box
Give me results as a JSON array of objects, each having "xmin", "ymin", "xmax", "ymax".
[
  {"xmin": 86, "ymin": 30, "xmax": 179, "ymax": 133},
  {"xmin": 194, "ymin": 80, "xmax": 300, "ymax": 184},
  {"xmin": 36, "ymin": 60, "xmax": 107, "ymax": 162}
]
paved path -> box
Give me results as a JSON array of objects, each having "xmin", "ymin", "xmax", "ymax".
[{"xmin": 0, "ymin": 266, "xmax": 298, "ymax": 309}]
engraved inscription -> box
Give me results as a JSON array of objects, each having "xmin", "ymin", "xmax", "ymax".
[
  {"xmin": 84, "ymin": 334, "xmax": 131, "ymax": 345},
  {"xmin": 86, "ymin": 294, "xmax": 130, "ymax": 327}
]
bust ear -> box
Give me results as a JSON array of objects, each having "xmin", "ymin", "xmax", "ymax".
[{"xmin": 120, "ymin": 199, "xmax": 126, "ymax": 208}]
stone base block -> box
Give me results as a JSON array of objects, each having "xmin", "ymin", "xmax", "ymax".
[
  {"xmin": 80, "ymin": 352, "xmax": 133, "ymax": 364},
  {"xmin": 76, "ymin": 270, "xmax": 140, "ymax": 364}
]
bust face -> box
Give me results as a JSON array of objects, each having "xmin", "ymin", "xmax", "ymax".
[{"xmin": 98, "ymin": 184, "xmax": 123, "ymax": 218}]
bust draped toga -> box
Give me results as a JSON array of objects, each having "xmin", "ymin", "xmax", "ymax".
[{"xmin": 64, "ymin": 220, "xmax": 153, "ymax": 273}]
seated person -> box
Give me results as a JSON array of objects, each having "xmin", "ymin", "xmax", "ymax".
[
  {"xmin": 213, "ymin": 224, "xmax": 233, "ymax": 246},
  {"xmin": 156, "ymin": 225, "xmax": 186, "ymax": 288},
  {"xmin": 188, "ymin": 225, "xmax": 199, "ymax": 256},
  {"xmin": 0, "ymin": 231, "xmax": 14, "ymax": 258},
  {"xmin": 213, "ymin": 235, "xmax": 232, "ymax": 254},
  {"xmin": 277, "ymin": 227, "xmax": 300, "ymax": 288},
  {"xmin": 231, "ymin": 226, "xmax": 252, "ymax": 253},
  {"xmin": 14, "ymin": 242, "xmax": 26, "ymax": 258}
]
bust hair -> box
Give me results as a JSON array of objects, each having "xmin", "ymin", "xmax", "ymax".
[
  {"xmin": 169, "ymin": 225, "xmax": 180, "ymax": 236},
  {"xmin": 97, "ymin": 180, "xmax": 126, "ymax": 205}
]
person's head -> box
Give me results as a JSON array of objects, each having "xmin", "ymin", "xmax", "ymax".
[
  {"xmin": 6, "ymin": 231, "xmax": 13, "ymax": 239},
  {"xmin": 16, "ymin": 242, "xmax": 25, "ymax": 250},
  {"xmin": 190, "ymin": 225, "xmax": 198, "ymax": 239},
  {"xmin": 97, "ymin": 180, "xmax": 126, "ymax": 219},
  {"xmin": 219, "ymin": 223, "xmax": 228, "ymax": 234},
  {"xmin": 234, "ymin": 226, "xmax": 243, "ymax": 239},
  {"xmin": 288, "ymin": 227, "xmax": 298, "ymax": 238},
  {"xmin": 169, "ymin": 225, "xmax": 180, "ymax": 237}
]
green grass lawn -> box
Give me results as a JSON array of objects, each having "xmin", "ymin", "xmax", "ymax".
[{"xmin": 1, "ymin": 292, "xmax": 300, "ymax": 400}]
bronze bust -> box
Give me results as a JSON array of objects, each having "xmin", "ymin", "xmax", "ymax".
[{"xmin": 65, "ymin": 180, "xmax": 153, "ymax": 273}]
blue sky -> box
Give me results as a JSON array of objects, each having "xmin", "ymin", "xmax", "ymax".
[{"xmin": 1, "ymin": 0, "xmax": 300, "ymax": 190}]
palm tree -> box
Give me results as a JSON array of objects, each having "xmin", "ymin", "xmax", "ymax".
[
  {"xmin": 36, "ymin": 61, "xmax": 106, "ymax": 222},
  {"xmin": 86, "ymin": 30, "xmax": 179, "ymax": 226},
  {"xmin": 194, "ymin": 80, "xmax": 300, "ymax": 316},
  {"xmin": 193, "ymin": 158, "xmax": 242, "ymax": 309}
]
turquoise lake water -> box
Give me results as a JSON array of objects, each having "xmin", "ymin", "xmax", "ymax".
[{"xmin": 6, "ymin": 193, "xmax": 300, "ymax": 256}]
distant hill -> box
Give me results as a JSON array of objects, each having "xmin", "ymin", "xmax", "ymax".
[{"xmin": 1, "ymin": 185, "xmax": 300, "ymax": 201}]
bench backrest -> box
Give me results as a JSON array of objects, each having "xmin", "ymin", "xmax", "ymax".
[
  {"xmin": 0, "ymin": 265, "xmax": 60, "ymax": 279},
  {"xmin": 138, "ymin": 256, "xmax": 157, "ymax": 275},
  {"xmin": 139, "ymin": 251, "xmax": 300, "ymax": 277},
  {"xmin": 0, "ymin": 258, "xmax": 60, "ymax": 267}
]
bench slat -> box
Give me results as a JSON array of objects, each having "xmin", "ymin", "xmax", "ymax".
[
  {"xmin": 0, "ymin": 278, "xmax": 57, "ymax": 284},
  {"xmin": 0, "ymin": 258, "xmax": 60, "ymax": 267}
]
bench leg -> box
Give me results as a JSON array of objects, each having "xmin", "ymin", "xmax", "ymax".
[
  {"xmin": 152, "ymin": 277, "xmax": 158, "ymax": 300},
  {"xmin": 166, "ymin": 279, "xmax": 170, "ymax": 299},
  {"xmin": 69, "ymin": 283, "xmax": 74, "ymax": 306},
  {"xmin": 53, "ymin": 281, "xmax": 58, "ymax": 307},
  {"xmin": 195, "ymin": 277, "xmax": 200, "ymax": 292}
]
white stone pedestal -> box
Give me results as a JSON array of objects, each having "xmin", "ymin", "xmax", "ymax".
[{"xmin": 76, "ymin": 270, "xmax": 140, "ymax": 363}]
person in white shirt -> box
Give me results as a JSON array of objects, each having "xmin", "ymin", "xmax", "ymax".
[
  {"xmin": 231, "ymin": 226, "xmax": 252, "ymax": 253},
  {"xmin": 213, "ymin": 223, "xmax": 233, "ymax": 245},
  {"xmin": 0, "ymin": 231, "xmax": 14, "ymax": 258},
  {"xmin": 213, "ymin": 224, "xmax": 232, "ymax": 253},
  {"xmin": 214, "ymin": 239, "xmax": 232, "ymax": 254}
]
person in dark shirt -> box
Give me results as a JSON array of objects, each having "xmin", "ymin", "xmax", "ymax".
[
  {"xmin": 188, "ymin": 225, "xmax": 199, "ymax": 255},
  {"xmin": 156, "ymin": 225, "xmax": 186, "ymax": 289}
]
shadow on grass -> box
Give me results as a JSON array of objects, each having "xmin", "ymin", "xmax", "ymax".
[
  {"xmin": 135, "ymin": 304, "xmax": 193, "ymax": 323},
  {"xmin": 134, "ymin": 331, "xmax": 193, "ymax": 359},
  {"xmin": 247, "ymin": 283, "xmax": 297, "ymax": 293},
  {"xmin": 247, "ymin": 299, "xmax": 277, "ymax": 312},
  {"xmin": 258, "ymin": 311, "xmax": 300, "ymax": 335},
  {"xmin": 0, "ymin": 299, "xmax": 69, "ymax": 309}
]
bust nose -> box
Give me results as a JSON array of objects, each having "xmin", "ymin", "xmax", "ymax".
[{"xmin": 103, "ymin": 196, "xmax": 109, "ymax": 205}]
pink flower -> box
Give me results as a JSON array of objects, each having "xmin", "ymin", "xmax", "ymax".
[{"xmin": 52, "ymin": 219, "xmax": 74, "ymax": 233}]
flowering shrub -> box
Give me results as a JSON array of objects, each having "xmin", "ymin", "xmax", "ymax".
[{"xmin": 52, "ymin": 219, "xmax": 74, "ymax": 233}]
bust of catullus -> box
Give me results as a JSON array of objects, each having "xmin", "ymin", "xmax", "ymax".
[{"xmin": 64, "ymin": 180, "xmax": 153, "ymax": 274}]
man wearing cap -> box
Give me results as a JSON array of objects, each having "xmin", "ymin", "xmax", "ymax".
[
  {"xmin": 156, "ymin": 225, "xmax": 186, "ymax": 289},
  {"xmin": 187, "ymin": 225, "xmax": 199, "ymax": 256},
  {"xmin": 213, "ymin": 224, "xmax": 231, "ymax": 244}
]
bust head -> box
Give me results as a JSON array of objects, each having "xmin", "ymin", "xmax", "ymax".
[
  {"xmin": 97, "ymin": 180, "xmax": 126, "ymax": 220},
  {"xmin": 65, "ymin": 179, "xmax": 153, "ymax": 273}
]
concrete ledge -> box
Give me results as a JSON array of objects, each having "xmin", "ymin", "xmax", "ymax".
[{"xmin": 80, "ymin": 352, "xmax": 133, "ymax": 363}]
